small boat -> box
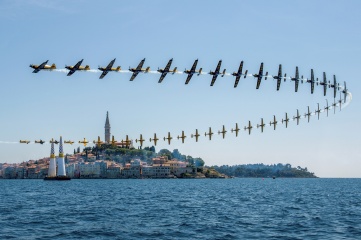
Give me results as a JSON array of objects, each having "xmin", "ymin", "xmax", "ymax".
[{"xmin": 44, "ymin": 176, "xmax": 71, "ymax": 181}]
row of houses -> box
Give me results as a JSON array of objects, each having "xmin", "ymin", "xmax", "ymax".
[{"xmin": 0, "ymin": 156, "xmax": 197, "ymax": 179}]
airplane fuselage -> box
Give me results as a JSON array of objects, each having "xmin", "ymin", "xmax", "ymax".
[
  {"xmin": 30, "ymin": 64, "xmax": 55, "ymax": 70},
  {"xmin": 157, "ymin": 69, "xmax": 176, "ymax": 74},
  {"xmin": 98, "ymin": 67, "xmax": 121, "ymax": 72},
  {"xmin": 66, "ymin": 65, "xmax": 90, "ymax": 71}
]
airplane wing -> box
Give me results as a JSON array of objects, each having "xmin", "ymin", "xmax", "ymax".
[
  {"xmin": 67, "ymin": 69, "xmax": 76, "ymax": 76},
  {"xmin": 277, "ymin": 64, "xmax": 282, "ymax": 78},
  {"xmin": 215, "ymin": 60, "xmax": 222, "ymax": 73},
  {"xmin": 333, "ymin": 76, "xmax": 337, "ymax": 98},
  {"xmin": 32, "ymin": 60, "xmax": 48, "ymax": 73},
  {"xmin": 234, "ymin": 76, "xmax": 241, "ymax": 88},
  {"xmin": 106, "ymin": 59, "xmax": 116, "ymax": 70},
  {"xmin": 238, "ymin": 61, "xmax": 243, "ymax": 74},
  {"xmin": 259, "ymin": 63, "xmax": 264, "ymax": 77},
  {"xmin": 37, "ymin": 60, "xmax": 48, "ymax": 70},
  {"xmin": 129, "ymin": 72, "xmax": 139, "ymax": 81},
  {"xmin": 136, "ymin": 59, "xmax": 145, "ymax": 71},
  {"xmin": 210, "ymin": 75, "xmax": 218, "ymax": 86},
  {"xmin": 74, "ymin": 59, "xmax": 83, "ymax": 70},
  {"xmin": 311, "ymin": 69, "xmax": 315, "ymax": 94},
  {"xmin": 185, "ymin": 74, "xmax": 193, "ymax": 84},
  {"xmin": 256, "ymin": 76, "xmax": 262, "ymax": 89},
  {"xmin": 256, "ymin": 63, "xmax": 263, "ymax": 89},
  {"xmin": 295, "ymin": 80, "xmax": 299, "ymax": 92},
  {"xmin": 191, "ymin": 59, "xmax": 198, "ymax": 72},
  {"xmin": 277, "ymin": 79, "xmax": 281, "ymax": 91},
  {"xmin": 164, "ymin": 59, "xmax": 173, "ymax": 72},
  {"xmin": 99, "ymin": 70, "xmax": 108, "ymax": 79},
  {"xmin": 158, "ymin": 73, "xmax": 167, "ymax": 83},
  {"xmin": 276, "ymin": 66, "xmax": 282, "ymax": 90}
]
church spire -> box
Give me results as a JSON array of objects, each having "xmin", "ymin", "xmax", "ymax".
[{"xmin": 105, "ymin": 111, "xmax": 111, "ymax": 143}]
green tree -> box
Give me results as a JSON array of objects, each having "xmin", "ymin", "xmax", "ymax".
[{"xmin": 158, "ymin": 149, "xmax": 172, "ymax": 160}]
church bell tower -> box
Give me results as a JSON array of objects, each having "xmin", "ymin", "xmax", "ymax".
[{"xmin": 105, "ymin": 111, "xmax": 111, "ymax": 143}]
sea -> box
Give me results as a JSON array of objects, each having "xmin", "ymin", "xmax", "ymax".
[{"xmin": 0, "ymin": 178, "xmax": 360, "ymax": 239}]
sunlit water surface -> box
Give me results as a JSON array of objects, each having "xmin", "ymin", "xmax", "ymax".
[{"xmin": 1, "ymin": 178, "xmax": 360, "ymax": 239}]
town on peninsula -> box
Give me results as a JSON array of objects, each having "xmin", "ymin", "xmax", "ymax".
[{"xmin": 0, "ymin": 112, "xmax": 316, "ymax": 179}]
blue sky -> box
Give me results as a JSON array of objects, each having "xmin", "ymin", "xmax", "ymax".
[{"xmin": 0, "ymin": 0, "xmax": 360, "ymax": 177}]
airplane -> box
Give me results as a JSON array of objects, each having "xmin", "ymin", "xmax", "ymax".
[
  {"xmin": 253, "ymin": 62, "xmax": 268, "ymax": 89},
  {"xmin": 19, "ymin": 140, "xmax": 30, "ymax": 144},
  {"xmin": 65, "ymin": 59, "xmax": 90, "ymax": 76},
  {"xmin": 30, "ymin": 60, "xmax": 56, "ymax": 73},
  {"xmin": 329, "ymin": 75, "xmax": 339, "ymax": 99},
  {"xmin": 231, "ymin": 123, "xmax": 240, "ymax": 137},
  {"xmin": 150, "ymin": 133, "xmax": 159, "ymax": 146},
  {"xmin": 272, "ymin": 64, "xmax": 287, "ymax": 91},
  {"xmin": 50, "ymin": 139, "xmax": 59, "ymax": 144},
  {"xmin": 163, "ymin": 132, "xmax": 172, "ymax": 145},
  {"xmin": 184, "ymin": 59, "xmax": 202, "ymax": 84},
  {"xmin": 122, "ymin": 135, "xmax": 131, "ymax": 147},
  {"xmin": 78, "ymin": 138, "xmax": 89, "ymax": 146},
  {"xmin": 324, "ymin": 99, "xmax": 331, "ymax": 117},
  {"xmin": 306, "ymin": 69, "xmax": 316, "ymax": 94},
  {"xmin": 110, "ymin": 135, "xmax": 118, "ymax": 147},
  {"xmin": 204, "ymin": 127, "xmax": 214, "ymax": 140},
  {"xmin": 257, "ymin": 118, "xmax": 265, "ymax": 133},
  {"xmin": 191, "ymin": 129, "xmax": 200, "ymax": 142},
  {"xmin": 93, "ymin": 136, "xmax": 103, "ymax": 147},
  {"xmin": 232, "ymin": 61, "xmax": 248, "ymax": 88},
  {"xmin": 35, "ymin": 139, "xmax": 45, "ymax": 144},
  {"xmin": 315, "ymin": 103, "xmax": 321, "ymax": 120},
  {"xmin": 244, "ymin": 121, "xmax": 253, "ymax": 135},
  {"xmin": 338, "ymin": 92, "xmax": 343, "ymax": 111},
  {"xmin": 135, "ymin": 134, "xmax": 145, "ymax": 147},
  {"xmin": 332, "ymin": 98, "xmax": 338, "ymax": 114},
  {"xmin": 218, "ymin": 125, "xmax": 227, "ymax": 139},
  {"xmin": 64, "ymin": 140, "xmax": 74, "ymax": 145},
  {"xmin": 157, "ymin": 58, "xmax": 177, "ymax": 83},
  {"xmin": 318, "ymin": 72, "xmax": 328, "ymax": 96},
  {"xmin": 209, "ymin": 60, "xmax": 226, "ymax": 86},
  {"xmin": 269, "ymin": 115, "xmax": 277, "ymax": 130},
  {"xmin": 281, "ymin": 113, "xmax": 290, "ymax": 128},
  {"xmin": 342, "ymin": 81, "xmax": 348, "ymax": 103},
  {"xmin": 304, "ymin": 106, "xmax": 312, "ymax": 123},
  {"xmin": 129, "ymin": 58, "xmax": 150, "ymax": 81},
  {"xmin": 293, "ymin": 109, "xmax": 301, "ymax": 125},
  {"xmin": 290, "ymin": 66, "xmax": 303, "ymax": 92},
  {"xmin": 177, "ymin": 131, "xmax": 186, "ymax": 144},
  {"xmin": 98, "ymin": 58, "xmax": 121, "ymax": 79}
]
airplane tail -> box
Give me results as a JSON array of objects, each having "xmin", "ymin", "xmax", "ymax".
[
  {"xmin": 145, "ymin": 67, "xmax": 150, "ymax": 72},
  {"xmin": 116, "ymin": 66, "xmax": 121, "ymax": 71},
  {"xmin": 198, "ymin": 68, "xmax": 202, "ymax": 75},
  {"xmin": 173, "ymin": 67, "xmax": 177, "ymax": 73},
  {"xmin": 222, "ymin": 69, "xmax": 226, "ymax": 77},
  {"xmin": 265, "ymin": 72, "xmax": 268, "ymax": 80},
  {"xmin": 244, "ymin": 70, "xmax": 248, "ymax": 78},
  {"xmin": 51, "ymin": 64, "xmax": 56, "ymax": 69},
  {"xmin": 85, "ymin": 65, "xmax": 90, "ymax": 70},
  {"xmin": 284, "ymin": 73, "xmax": 287, "ymax": 82}
]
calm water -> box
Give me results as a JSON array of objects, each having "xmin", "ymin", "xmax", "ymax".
[{"xmin": 0, "ymin": 178, "xmax": 361, "ymax": 239}]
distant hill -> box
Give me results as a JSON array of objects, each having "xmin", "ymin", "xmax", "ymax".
[{"xmin": 211, "ymin": 163, "xmax": 317, "ymax": 178}]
